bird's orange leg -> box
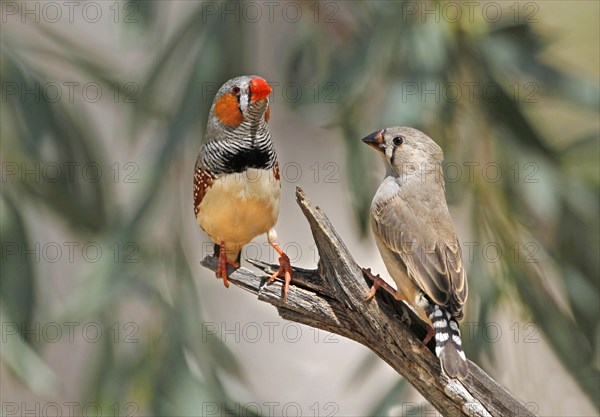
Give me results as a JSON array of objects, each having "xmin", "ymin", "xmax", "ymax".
[
  {"xmin": 422, "ymin": 324, "xmax": 436, "ymax": 347},
  {"xmin": 266, "ymin": 230, "xmax": 293, "ymax": 302},
  {"xmin": 216, "ymin": 241, "xmax": 240, "ymax": 288},
  {"xmin": 361, "ymin": 268, "xmax": 407, "ymax": 302}
]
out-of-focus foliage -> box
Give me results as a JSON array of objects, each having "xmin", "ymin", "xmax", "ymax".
[{"xmin": 1, "ymin": 1, "xmax": 598, "ymax": 415}]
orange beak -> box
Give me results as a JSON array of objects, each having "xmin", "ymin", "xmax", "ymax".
[
  {"xmin": 250, "ymin": 77, "xmax": 272, "ymax": 103},
  {"xmin": 361, "ymin": 130, "xmax": 385, "ymax": 153}
]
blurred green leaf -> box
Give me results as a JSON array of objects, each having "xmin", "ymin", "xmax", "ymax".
[
  {"xmin": 0, "ymin": 305, "xmax": 59, "ymax": 398},
  {"xmin": 483, "ymin": 23, "xmax": 600, "ymax": 109},
  {"xmin": 0, "ymin": 192, "xmax": 35, "ymax": 342},
  {"xmin": 1, "ymin": 49, "xmax": 108, "ymax": 233}
]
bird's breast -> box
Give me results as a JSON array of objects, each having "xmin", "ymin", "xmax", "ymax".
[{"xmin": 197, "ymin": 168, "xmax": 280, "ymax": 250}]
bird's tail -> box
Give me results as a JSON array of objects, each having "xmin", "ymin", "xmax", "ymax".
[{"xmin": 425, "ymin": 303, "xmax": 468, "ymax": 380}]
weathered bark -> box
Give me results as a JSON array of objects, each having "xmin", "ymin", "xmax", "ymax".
[{"xmin": 201, "ymin": 187, "xmax": 536, "ymax": 417}]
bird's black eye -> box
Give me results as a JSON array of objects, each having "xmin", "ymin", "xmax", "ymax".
[
  {"xmin": 393, "ymin": 136, "xmax": 404, "ymax": 146},
  {"xmin": 231, "ymin": 86, "xmax": 241, "ymax": 95}
]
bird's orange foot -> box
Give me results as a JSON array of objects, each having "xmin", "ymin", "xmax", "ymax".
[
  {"xmin": 361, "ymin": 268, "xmax": 406, "ymax": 302},
  {"xmin": 422, "ymin": 324, "xmax": 435, "ymax": 348},
  {"xmin": 216, "ymin": 241, "xmax": 240, "ymax": 288},
  {"xmin": 267, "ymin": 252, "xmax": 293, "ymax": 302}
]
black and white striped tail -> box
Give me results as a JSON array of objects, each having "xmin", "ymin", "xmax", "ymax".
[{"xmin": 425, "ymin": 303, "xmax": 468, "ymax": 380}]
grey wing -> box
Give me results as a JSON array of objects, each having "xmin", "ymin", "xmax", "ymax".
[{"xmin": 372, "ymin": 186, "xmax": 467, "ymax": 319}]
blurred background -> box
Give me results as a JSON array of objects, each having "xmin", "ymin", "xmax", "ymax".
[{"xmin": 1, "ymin": 1, "xmax": 598, "ymax": 416}]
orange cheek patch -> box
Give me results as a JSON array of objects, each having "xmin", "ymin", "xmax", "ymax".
[
  {"xmin": 214, "ymin": 94, "xmax": 243, "ymax": 127},
  {"xmin": 265, "ymin": 106, "xmax": 270, "ymax": 123}
]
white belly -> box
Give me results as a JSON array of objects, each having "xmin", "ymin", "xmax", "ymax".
[{"xmin": 197, "ymin": 168, "xmax": 280, "ymax": 253}]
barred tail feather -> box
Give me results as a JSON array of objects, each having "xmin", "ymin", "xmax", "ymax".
[{"xmin": 426, "ymin": 304, "xmax": 468, "ymax": 380}]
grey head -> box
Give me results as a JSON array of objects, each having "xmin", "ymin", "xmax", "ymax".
[{"xmin": 361, "ymin": 127, "xmax": 444, "ymax": 182}]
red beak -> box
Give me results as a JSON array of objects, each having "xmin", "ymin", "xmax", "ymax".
[{"xmin": 250, "ymin": 77, "xmax": 272, "ymax": 102}]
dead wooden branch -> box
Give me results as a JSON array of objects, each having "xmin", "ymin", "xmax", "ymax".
[{"xmin": 201, "ymin": 187, "xmax": 535, "ymax": 417}]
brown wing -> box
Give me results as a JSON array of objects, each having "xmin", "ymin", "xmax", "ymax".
[
  {"xmin": 372, "ymin": 184, "xmax": 467, "ymax": 319},
  {"xmin": 193, "ymin": 166, "xmax": 215, "ymax": 217}
]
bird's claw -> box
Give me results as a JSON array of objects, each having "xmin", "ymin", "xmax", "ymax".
[
  {"xmin": 362, "ymin": 267, "xmax": 384, "ymax": 301},
  {"xmin": 361, "ymin": 267, "xmax": 405, "ymax": 302},
  {"xmin": 267, "ymin": 252, "xmax": 293, "ymax": 302},
  {"xmin": 422, "ymin": 324, "xmax": 435, "ymax": 348}
]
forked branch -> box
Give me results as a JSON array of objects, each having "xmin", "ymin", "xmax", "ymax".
[{"xmin": 201, "ymin": 187, "xmax": 535, "ymax": 417}]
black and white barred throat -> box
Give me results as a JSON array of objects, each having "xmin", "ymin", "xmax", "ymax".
[{"xmin": 203, "ymin": 99, "xmax": 276, "ymax": 174}]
